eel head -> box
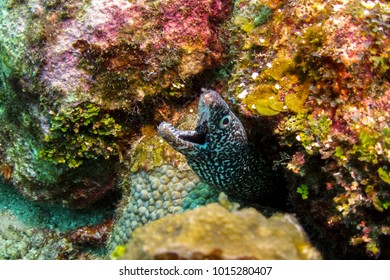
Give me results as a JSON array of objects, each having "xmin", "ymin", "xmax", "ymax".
[{"xmin": 158, "ymin": 89, "xmax": 247, "ymax": 158}]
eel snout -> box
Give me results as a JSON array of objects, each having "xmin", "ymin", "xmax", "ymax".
[
  {"xmin": 158, "ymin": 90, "xmax": 218, "ymax": 152},
  {"xmin": 158, "ymin": 121, "xmax": 207, "ymax": 153}
]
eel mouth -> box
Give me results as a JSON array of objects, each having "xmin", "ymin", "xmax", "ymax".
[
  {"xmin": 177, "ymin": 126, "xmax": 207, "ymax": 145},
  {"xmin": 158, "ymin": 93, "xmax": 211, "ymax": 151}
]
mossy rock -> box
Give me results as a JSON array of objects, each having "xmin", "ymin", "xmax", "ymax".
[{"xmin": 119, "ymin": 203, "xmax": 321, "ymax": 260}]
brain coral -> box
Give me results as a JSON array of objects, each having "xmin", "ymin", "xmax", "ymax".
[{"xmin": 107, "ymin": 164, "xmax": 218, "ymax": 255}]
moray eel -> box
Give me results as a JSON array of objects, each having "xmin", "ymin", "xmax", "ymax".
[{"xmin": 158, "ymin": 89, "xmax": 274, "ymax": 202}]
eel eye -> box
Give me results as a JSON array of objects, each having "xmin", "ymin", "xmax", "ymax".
[{"xmin": 219, "ymin": 115, "xmax": 232, "ymax": 129}]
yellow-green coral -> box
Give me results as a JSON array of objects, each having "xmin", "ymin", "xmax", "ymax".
[
  {"xmin": 241, "ymin": 56, "xmax": 310, "ymax": 116},
  {"xmin": 39, "ymin": 103, "xmax": 124, "ymax": 168},
  {"xmin": 129, "ymin": 125, "xmax": 186, "ymax": 173}
]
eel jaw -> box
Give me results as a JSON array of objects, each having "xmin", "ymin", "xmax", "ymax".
[
  {"xmin": 157, "ymin": 120, "xmax": 208, "ymax": 155},
  {"xmin": 158, "ymin": 105, "xmax": 209, "ymax": 155},
  {"xmin": 158, "ymin": 90, "xmax": 215, "ymax": 154}
]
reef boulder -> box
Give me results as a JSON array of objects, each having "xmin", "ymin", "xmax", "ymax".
[{"xmin": 118, "ymin": 203, "xmax": 321, "ymax": 260}]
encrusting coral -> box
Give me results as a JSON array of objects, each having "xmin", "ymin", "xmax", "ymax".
[
  {"xmin": 117, "ymin": 203, "xmax": 321, "ymax": 260},
  {"xmin": 226, "ymin": 0, "xmax": 390, "ymax": 258}
]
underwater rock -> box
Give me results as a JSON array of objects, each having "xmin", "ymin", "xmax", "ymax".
[
  {"xmin": 0, "ymin": 214, "xmax": 77, "ymax": 260},
  {"xmin": 118, "ymin": 203, "xmax": 321, "ymax": 260},
  {"xmin": 0, "ymin": 0, "xmax": 231, "ymax": 207},
  {"xmin": 0, "ymin": 179, "xmax": 114, "ymax": 259},
  {"xmin": 226, "ymin": 0, "xmax": 390, "ymax": 258},
  {"xmin": 42, "ymin": 0, "xmax": 231, "ymax": 109},
  {"xmin": 67, "ymin": 219, "xmax": 112, "ymax": 246},
  {"xmin": 0, "ymin": 218, "xmax": 109, "ymax": 260}
]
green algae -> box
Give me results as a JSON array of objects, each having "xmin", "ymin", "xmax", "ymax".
[
  {"xmin": 241, "ymin": 56, "xmax": 310, "ymax": 116},
  {"xmin": 351, "ymin": 128, "xmax": 390, "ymax": 165},
  {"xmin": 254, "ymin": 6, "xmax": 273, "ymax": 27},
  {"xmin": 296, "ymin": 184, "xmax": 309, "ymax": 200},
  {"xmin": 39, "ymin": 103, "xmax": 124, "ymax": 168},
  {"xmin": 280, "ymin": 113, "xmax": 332, "ymax": 154},
  {"xmin": 254, "ymin": 98, "xmax": 281, "ymax": 116},
  {"xmin": 262, "ymin": 58, "xmax": 295, "ymax": 81},
  {"xmin": 378, "ymin": 167, "xmax": 390, "ymax": 185},
  {"xmin": 233, "ymin": 1, "xmax": 274, "ymax": 33}
]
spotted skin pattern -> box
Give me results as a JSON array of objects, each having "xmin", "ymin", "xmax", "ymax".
[{"xmin": 158, "ymin": 89, "xmax": 274, "ymax": 202}]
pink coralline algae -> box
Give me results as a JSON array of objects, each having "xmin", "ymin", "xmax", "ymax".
[
  {"xmin": 160, "ymin": 0, "xmax": 230, "ymax": 69},
  {"xmin": 41, "ymin": 0, "xmax": 137, "ymax": 95},
  {"xmin": 42, "ymin": 0, "xmax": 232, "ymax": 110}
]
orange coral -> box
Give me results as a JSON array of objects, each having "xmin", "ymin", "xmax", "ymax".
[{"xmin": 0, "ymin": 164, "xmax": 13, "ymax": 181}]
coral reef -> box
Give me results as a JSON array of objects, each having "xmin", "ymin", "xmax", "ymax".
[
  {"xmin": 0, "ymin": 0, "xmax": 232, "ymax": 207},
  {"xmin": 0, "ymin": 214, "xmax": 110, "ymax": 259},
  {"xmin": 0, "ymin": 0, "xmax": 123, "ymax": 206},
  {"xmin": 1, "ymin": 0, "xmax": 388, "ymax": 260},
  {"xmin": 226, "ymin": 0, "xmax": 390, "ymax": 258},
  {"xmin": 43, "ymin": 0, "xmax": 232, "ymax": 108},
  {"xmin": 0, "ymin": 179, "xmax": 114, "ymax": 232},
  {"xmin": 118, "ymin": 203, "xmax": 321, "ymax": 260}
]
